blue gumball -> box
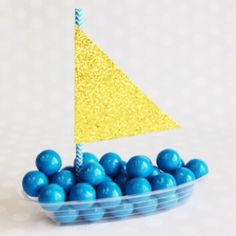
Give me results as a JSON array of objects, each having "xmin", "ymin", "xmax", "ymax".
[
  {"xmin": 135, "ymin": 196, "xmax": 158, "ymax": 215},
  {"xmin": 99, "ymin": 152, "xmax": 122, "ymax": 177},
  {"xmin": 151, "ymin": 173, "xmax": 176, "ymax": 195},
  {"xmin": 125, "ymin": 177, "xmax": 152, "ymax": 203},
  {"xmin": 147, "ymin": 166, "xmax": 161, "ymax": 181},
  {"xmin": 96, "ymin": 181, "xmax": 122, "ymax": 208},
  {"xmin": 186, "ymin": 159, "xmax": 208, "ymax": 179},
  {"xmin": 52, "ymin": 170, "xmax": 76, "ymax": 194},
  {"xmin": 114, "ymin": 172, "xmax": 129, "ymax": 191},
  {"xmin": 69, "ymin": 183, "xmax": 96, "ymax": 209},
  {"xmin": 53, "ymin": 205, "xmax": 79, "ymax": 224},
  {"xmin": 172, "ymin": 167, "xmax": 195, "ymax": 185},
  {"xmin": 156, "ymin": 149, "xmax": 182, "ymax": 172},
  {"xmin": 82, "ymin": 204, "xmax": 105, "ymax": 222},
  {"xmin": 22, "ymin": 170, "xmax": 48, "ymax": 197},
  {"xmin": 74, "ymin": 152, "xmax": 98, "ymax": 168},
  {"xmin": 172, "ymin": 167, "xmax": 195, "ymax": 202},
  {"xmin": 39, "ymin": 184, "xmax": 65, "ymax": 211},
  {"xmin": 83, "ymin": 152, "xmax": 98, "ymax": 164},
  {"xmin": 126, "ymin": 155, "xmax": 153, "ymax": 178},
  {"xmin": 119, "ymin": 160, "xmax": 127, "ymax": 174},
  {"xmin": 158, "ymin": 193, "xmax": 178, "ymax": 210},
  {"xmin": 110, "ymin": 201, "xmax": 134, "ymax": 219},
  {"xmin": 79, "ymin": 163, "xmax": 105, "ymax": 186},
  {"xmin": 36, "ymin": 150, "xmax": 62, "ymax": 176}
]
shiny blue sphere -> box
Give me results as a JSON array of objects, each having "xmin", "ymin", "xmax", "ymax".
[
  {"xmin": 79, "ymin": 163, "xmax": 105, "ymax": 186},
  {"xmin": 96, "ymin": 181, "xmax": 122, "ymax": 208},
  {"xmin": 151, "ymin": 173, "xmax": 176, "ymax": 191},
  {"xmin": 135, "ymin": 196, "xmax": 158, "ymax": 214},
  {"xmin": 99, "ymin": 152, "xmax": 122, "ymax": 177},
  {"xmin": 172, "ymin": 167, "xmax": 195, "ymax": 201},
  {"xmin": 39, "ymin": 184, "xmax": 65, "ymax": 211},
  {"xmin": 172, "ymin": 167, "xmax": 195, "ymax": 185},
  {"xmin": 74, "ymin": 152, "xmax": 98, "ymax": 167},
  {"xmin": 147, "ymin": 166, "xmax": 161, "ymax": 181},
  {"xmin": 82, "ymin": 204, "xmax": 105, "ymax": 222},
  {"xmin": 186, "ymin": 159, "xmax": 208, "ymax": 179},
  {"xmin": 52, "ymin": 170, "xmax": 76, "ymax": 194},
  {"xmin": 114, "ymin": 172, "xmax": 129, "ymax": 191},
  {"xmin": 83, "ymin": 152, "xmax": 98, "ymax": 164},
  {"xmin": 156, "ymin": 149, "xmax": 182, "ymax": 172},
  {"xmin": 158, "ymin": 193, "xmax": 178, "ymax": 210},
  {"xmin": 125, "ymin": 177, "xmax": 151, "ymax": 203},
  {"xmin": 127, "ymin": 155, "xmax": 153, "ymax": 178},
  {"xmin": 53, "ymin": 205, "xmax": 79, "ymax": 224},
  {"xmin": 110, "ymin": 201, "xmax": 134, "ymax": 218},
  {"xmin": 69, "ymin": 183, "xmax": 96, "ymax": 209},
  {"xmin": 36, "ymin": 150, "xmax": 62, "ymax": 176},
  {"xmin": 22, "ymin": 170, "xmax": 48, "ymax": 197}
]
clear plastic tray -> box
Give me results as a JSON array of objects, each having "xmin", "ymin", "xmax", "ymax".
[{"xmin": 23, "ymin": 176, "xmax": 207, "ymax": 225}]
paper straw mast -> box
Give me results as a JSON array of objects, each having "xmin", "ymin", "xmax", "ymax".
[
  {"xmin": 74, "ymin": 14, "xmax": 179, "ymax": 144},
  {"xmin": 74, "ymin": 9, "xmax": 83, "ymax": 177}
]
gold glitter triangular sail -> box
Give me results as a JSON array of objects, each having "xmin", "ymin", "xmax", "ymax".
[{"xmin": 74, "ymin": 27, "xmax": 179, "ymax": 143}]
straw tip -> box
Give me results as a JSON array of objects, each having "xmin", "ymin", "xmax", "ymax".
[
  {"xmin": 75, "ymin": 8, "xmax": 82, "ymax": 14},
  {"xmin": 75, "ymin": 8, "xmax": 83, "ymax": 27}
]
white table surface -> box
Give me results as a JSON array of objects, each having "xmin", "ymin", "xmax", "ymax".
[{"xmin": 0, "ymin": 0, "xmax": 236, "ymax": 235}]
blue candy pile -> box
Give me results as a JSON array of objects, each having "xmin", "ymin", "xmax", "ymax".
[{"xmin": 22, "ymin": 149, "xmax": 208, "ymax": 224}]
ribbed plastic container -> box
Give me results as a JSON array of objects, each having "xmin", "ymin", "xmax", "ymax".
[{"xmin": 23, "ymin": 176, "xmax": 207, "ymax": 225}]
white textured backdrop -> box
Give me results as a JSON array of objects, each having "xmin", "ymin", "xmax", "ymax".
[{"xmin": 0, "ymin": 0, "xmax": 236, "ymax": 235}]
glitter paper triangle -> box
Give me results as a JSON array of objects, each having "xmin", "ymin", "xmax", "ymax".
[{"xmin": 74, "ymin": 27, "xmax": 179, "ymax": 143}]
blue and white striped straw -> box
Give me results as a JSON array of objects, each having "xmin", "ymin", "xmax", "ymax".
[
  {"xmin": 74, "ymin": 8, "xmax": 83, "ymax": 180},
  {"xmin": 75, "ymin": 8, "xmax": 83, "ymax": 27}
]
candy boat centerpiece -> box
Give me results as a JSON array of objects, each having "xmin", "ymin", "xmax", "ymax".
[{"xmin": 22, "ymin": 9, "xmax": 208, "ymax": 225}]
